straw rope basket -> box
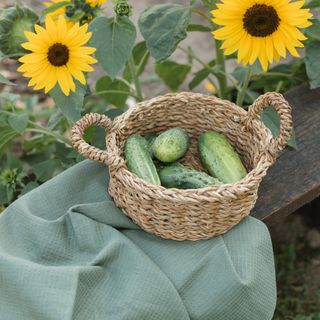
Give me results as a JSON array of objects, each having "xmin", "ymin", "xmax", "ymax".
[{"xmin": 71, "ymin": 92, "xmax": 292, "ymax": 241}]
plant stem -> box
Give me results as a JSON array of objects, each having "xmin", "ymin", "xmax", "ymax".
[
  {"xmin": 214, "ymin": 40, "xmax": 229, "ymax": 100},
  {"xmin": 275, "ymin": 80, "xmax": 284, "ymax": 93},
  {"xmin": 192, "ymin": 8, "xmax": 212, "ymax": 24},
  {"xmin": 0, "ymin": 109, "xmax": 71, "ymax": 146},
  {"xmin": 91, "ymin": 89, "xmax": 140, "ymax": 101},
  {"xmin": 128, "ymin": 55, "xmax": 143, "ymax": 102},
  {"xmin": 236, "ymin": 68, "xmax": 252, "ymax": 107},
  {"xmin": 27, "ymin": 128, "xmax": 71, "ymax": 146}
]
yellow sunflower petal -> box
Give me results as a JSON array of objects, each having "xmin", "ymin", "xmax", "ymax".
[
  {"xmin": 18, "ymin": 15, "xmax": 95, "ymax": 96},
  {"xmin": 211, "ymin": 0, "xmax": 312, "ymax": 71}
]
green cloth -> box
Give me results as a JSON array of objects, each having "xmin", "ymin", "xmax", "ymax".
[{"xmin": 0, "ymin": 160, "xmax": 276, "ymax": 320}]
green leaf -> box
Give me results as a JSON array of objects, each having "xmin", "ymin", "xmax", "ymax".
[
  {"xmin": 90, "ymin": 16, "xmax": 136, "ymax": 79},
  {"xmin": 123, "ymin": 41, "xmax": 150, "ymax": 81},
  {"xmin": 305, "ymin": 19, "xmax": 320, "ymax": 41},
  {"xmin": 201, "ymin": 0, "xmax": 217, "ymax": 8},
  {"xmin": 187, "ymin": 24, "xmax": 212, "ymax": 32},
  {"xmin": 260, "ymin": 107, "xmax": 297, "ymax": 150},
  {"xmin": 0, "ymin": 73, "xmax": 15, "ymax": 86},
  {"xmin": 138, "ymin": 4, "xmax": 192, "ymax": 62},
  {"xmin": 0, "ymin": 92, "xmax": 20, "ymax": 102},
  {"xmin": 0, "ymin": 125, "xmax": 19, "ymax": 154},
  {"xmin": 249, "ymin": 60, "xmax": 264, "ymax": 75},
  {"xmin": 155, "ymin": 61, "xmax": 191, "ymax": 91},
  {"xmin": 189, "ymin": 59, "xmax": 215, "ymax": 89},
  {"xmin": 106, "ymin": 107, "xmax": 127, "ymax": 120},
  {"xmin": 33, "ymin": 159, "xmax": 61, "ymax": 182},
  {"xmin": 0, "ymin": 184, "xmax": 11, "ymax": 205},
  {"xmin": 305, "ymin": 40, "xmax": 320, "ymax": 89},
  {"xmin": 50, "ymin": 82, "xmax": 87, "ymax": 123},
  {"xmin": 47, "ymin": 110, "xmax": 64, "ymax": 129},
  {"xmin": 304, "ymin": 0, "xmax": 320, "ymax": 8},
  {"xmin": 20, "ymin": 181, "xmax": 39, "ymax": 196},
  {"xmin": 96, "ymin": 76, "xmax": 130, "ymax": 107},
  {"xmin": 8, "ymin": 113, "xmax": 29, "ymax": 134},
  {"xmin": 42, "ymin": 1, "xmax": 70, "ymax": 15}
]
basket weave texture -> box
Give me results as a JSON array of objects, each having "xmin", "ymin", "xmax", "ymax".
[{"xmin": 71, "ymin": 92, "xmax": 292, "ymax": 241}]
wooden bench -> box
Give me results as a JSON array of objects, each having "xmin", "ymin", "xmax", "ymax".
[{"xmin": 252, "ymin": 83, "xmax": 320, "ymax": 224}]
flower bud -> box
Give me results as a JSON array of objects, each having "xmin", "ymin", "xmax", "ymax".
[
  {"xmin": 114, "ymin": 0, "xmax": 132, "ymax": 17},
  {"xmin": 0, "ymin": 6, "xmax": 38, "ymax": 57}
]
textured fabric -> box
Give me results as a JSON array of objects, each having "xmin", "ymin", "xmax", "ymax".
[{"xmin": 0, "ymin": 160, "xmax": 276, "ymax": 320}]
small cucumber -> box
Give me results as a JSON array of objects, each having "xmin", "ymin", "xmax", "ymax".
[
  {"xmin": 124, "ymin": 134, "xmax": 161, "ymax": 185},
  {"xmin": 144, "ymin": 133, "xmax": 158, "ymax": 158},
  {"xmin": 152, "ymin": 128, "xmax": 190, "ymax": 163},
  {"xmin": 159, "ymin": 164, "xmax": 222, "ymax": 189},
  {"xmin": 198, "ymin": 131, "xmax": 247, "ymax": 183}
]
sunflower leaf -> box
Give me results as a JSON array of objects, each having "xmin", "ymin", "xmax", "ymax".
[
  {"xmin": 138, "ymin": 4, "xmax": 192, "ymax": 62},
  {"xmin": 96, "ymin": 76, "xmax": 130, "ymax": 108},
  {"xmin": 189, "ymin": 59, "xmax": 215, "ymax": 89},
  {"xmin": 41, "ymin": 1, "xmax": 70, "ymax": 16},
  {"xmin": 305, "ymin": 19, "xmax": 320, "ymax": 41},
  {"xmin": 50, "ymin": 82, "xmax": 87, "ymax": 123},
  {"xmin": 123, "ymin": 41, "xmax": 150, "ymax": 82},
  {"xmin": 89, "ymin": 16, "xmax": 136, "ymax": 79},
  {"xmin": 305, "ymin": 40, "xmax": 320, "ymax": 89},
  {"xmin": 0, "ymin": 125, "xmax": 19, "ymax": 155},
  {"xmin": 201, "ymin": 0, "xmax": 218, "ymax": 9},
  {"xmin": 33, "ymin": 159, "xmax": 61, "ymax": 182},
  {"xmin": 155, "ymin": 61, "xmax": 191, "ymax": 91},
  {"xmin": 8, "ymin": 113, "xmax": 29, "ymax": 135},
  {"xmin": 0, "ymin": 73, "xmax": 15, "ymax": 86},
  {"xmin": 304, "ymin": 0, "xmax": 320, "ymax": 9},
  {"xmin": 187, "ymin": 24, "xmax": 212, "ymax": 32},
  {"xmin": 260, "ymin": 107, "xmax": 298, "ymax": 150}
]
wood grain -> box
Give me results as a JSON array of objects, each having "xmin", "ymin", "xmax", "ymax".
[{"xmin": 252, "ymin": 83, "xmax": 320, "ymax": 223}]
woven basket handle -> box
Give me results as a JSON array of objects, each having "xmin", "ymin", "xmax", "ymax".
[
  {"xmin": 244, "ymin": 92, "xmax": 293, "ymax": 159},
  {"xmin": 71, "ymin": 113, "xmax": 124, "ymax": 169}
]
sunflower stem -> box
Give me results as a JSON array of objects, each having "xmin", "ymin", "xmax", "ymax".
[
  {"xmin": 128, "ymin": 55, "xmax": 143, "ymax": 102},
  {"xmin": 214, "ymin": 40, "xmax": 229, "ymax": 100},
  {"xmin": 192, "ymin": 9, "xmax": 212, "ymax": 24},
  {"xmin": 236, "ymin": 68, "xmax": 252, "ymax": 107}
]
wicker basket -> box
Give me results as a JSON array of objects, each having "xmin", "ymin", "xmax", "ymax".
[{"xmin": 71, "ymin": 92, "xmax": 292, "ymax": 241}]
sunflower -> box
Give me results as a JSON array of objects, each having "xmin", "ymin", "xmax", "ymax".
[
  {"xmin": 43, "ymin": 0, "xmax": 69, "ymax": 19},
  {"xmin": 85, "ymin": 0, "xmax": 106, "ymax": 7},
  {"xmin": 212, "ymin": 0, "xmax": 313, "ymax": 71},
  {"xmin": 18, "ymin": 15, "xmax": 97, "ymax": 96}
]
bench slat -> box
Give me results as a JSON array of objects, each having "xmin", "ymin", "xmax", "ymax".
[{"xmin": 252, "ymin": 84, "xmax": 320, "ymax": 222}]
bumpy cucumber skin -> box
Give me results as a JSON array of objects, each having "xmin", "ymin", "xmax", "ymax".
[
  {"xmin": 198, "ymin": 131, "xmax": 247, "ymax": 183},
  {"xmin": 159, "ymin": 164, "xmax": 222, "ymax": 189},
  {"xmin": 144, "ymin": 133, "xmax": 158, "ymax": 158},
  {"xmin": 124, "ymin": 134, "xmax": 161, "ymax": 185},
  {"xmin": 152, "ymin": 128, "xmax": 190, "ymax": 163}
]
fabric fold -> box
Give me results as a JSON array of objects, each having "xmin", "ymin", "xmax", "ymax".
[{"xmin": 0, "ymin": 160, "xmax": 276, "ymax": 320}]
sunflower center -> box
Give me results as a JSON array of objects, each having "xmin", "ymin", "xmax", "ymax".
[
  {"xmin": 47, "ymin": 43, "xmax": 69, "ymax": 67},
  {"xmin": 243, "ymin": 4, "xmax": 280, "ymax": 37}
]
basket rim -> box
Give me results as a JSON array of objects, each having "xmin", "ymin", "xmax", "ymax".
[{"xmin": 106, "ymin": 92, "xmax": 275, "ymax": 201}]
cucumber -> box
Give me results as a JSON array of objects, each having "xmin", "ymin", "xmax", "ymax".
[
  {"xmin": 198, "ymin": 131, "xmax": 247, "ymax": 183},
  {"xmin": 152, "ymin": 128, "xmax": 190, "ymax": 163},
  {"xmin": 144, "ymin": 133, "xmax": 158, "ymax": 158},
  {"xmin": 159, "ymin": 164, "xmax": 222, "ymax": 189},
  {"xmin": 124, "ymin": 134, "xmax": 161, "ymax": 185}
]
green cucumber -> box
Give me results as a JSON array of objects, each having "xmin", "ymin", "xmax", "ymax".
[
  {"xmin": 124, "ymin": 134, "xmax": 161, "ymax": 185},
  {"xmin": 198, "ymin": 131, "xmax": 247, "ymax": 183},
  {"xmin": 144, "ymin": 132, "xmax": 158, "ymax": 158},
  {"xmin": 152, "ymin": 128, "xmax": 190, "ymax": 163},
  {"xmin": 159, "ymin": 164, "xmax": 222, "ymax": 189}
]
